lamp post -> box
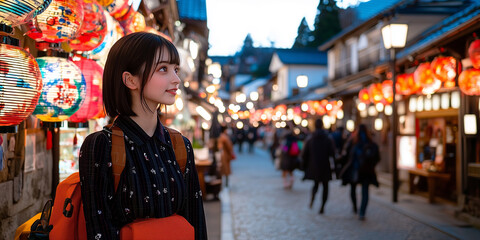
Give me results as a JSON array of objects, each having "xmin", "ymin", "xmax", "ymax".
[{"xmin": 381, "ymin": 23, "xmax": 408, "ymax": 203}]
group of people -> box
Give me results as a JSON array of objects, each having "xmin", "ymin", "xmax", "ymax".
[{"xmin": 272, "ymin": 119, "xmax": 380, "ymax": 220}]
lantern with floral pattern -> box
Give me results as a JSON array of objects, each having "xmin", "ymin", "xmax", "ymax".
[
  {"xmin": 415, "ymin": 62, "xmax": 441, "ymax": 95},
  {"xmin": 431, "ymin": 56, "xmax": 459, "ymax": 89},
  {"xmin": 68, "ymin": 56, "xmax": 104, "ymax": 123},
  {"xmin": 33, "ymin": 57, "xmax": 86, "ymax": 122},
  {"xmin": 91, "ymin": 11, "xmax": 124, "ymax": 65},
  {"xmin": 69, "ymin": 0, "xmax": 107, "ymax": 52},
  {"xmin": 458, "ymin": 68, "xmax": 480, "ymax": 96},
  {"xmin": 25, "ymin": 0, "xmax": 84, "ymax": 43},
  {"xmin": 0, "ymin": 44, "xmax": 43, "ymax": 126}
]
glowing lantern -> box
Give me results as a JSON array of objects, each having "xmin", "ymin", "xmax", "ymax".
[
  {"xmin": 0, "ymin": 0, "xmax": 52, "ymax": 27},
  {"xmin": 25, "ymin": 0, "xmax": 84, "ymax": 43},
  {"xmin": 96, "ymin": 0, "xmax": 113, "ymax": 7},
  {"xmin": 33, "ymin": 57, "xmax": 86, "ymax": 122},
  {"xmin": 68, "ymin": 56, "xmax": 104, "ymax": 123},
  {"xmin": 106, "ymin": 0, "xmax": 130, "ymax": 20},
  {"xmin": 458, "ymin": 68, "xmax": 480, "ymax": 96},
  {"xmin": 91, "ymin": 11, "xmax": 124, "ymax": 65},
  {"xmin": 145, "ymin": 27, "xmax": 173, "ymax": 42},
  {"xmin": 0, "ymin": 44, "xmax": 43, "ymax": 126},
  {"xmin": 469, "ymin": 39, "xmax": 480, "ymax": 69},
  {"xmin": 120, "ymin": 10, "xmax": 146, "ymax": 34},
  {"xmin": 369, "ymin": 83, "xmax": 383, "ymax": 104},
  {"xmin": 69, "ymin": 0, "xmax": 107, "ymax": 52},
  {"xmin": 431, "ymin": 56, "xmax": 459, "ymax": 89},
  {"xmin": 396, "ymin": 73, "xmax": 418, "ymax": 95},
  {"xmin": 415, "ymin": 62, "xmax": 441, "ymax": 95},
  {"xmin": 358, "ymin": 88, "xmax": 370, "ymax": 104},
  {"xmin": 381, "ymin": 80, "xmax": 394, "ymax": 104}
]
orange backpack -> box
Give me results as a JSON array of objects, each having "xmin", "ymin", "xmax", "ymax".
[{"xmin": 15, "ymin": 125, "xmax": 188, "ymax": 240}]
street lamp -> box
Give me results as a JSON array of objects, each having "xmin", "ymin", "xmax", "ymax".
[
  {"xmin": 381, "ymin": 23, "xmax": 408, "ymax": 203},
  {"xmin": 296, "ymin": 75, "xmax": 308, "ymax": 88}
]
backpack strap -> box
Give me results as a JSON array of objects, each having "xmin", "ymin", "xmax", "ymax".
[
  {"xmin": 105, "ymin": 123, "xmax": 126, "ymax": 191},
  {"xmin": 165, "ymin": 127, "xmax": 188, "ymax": 174}
]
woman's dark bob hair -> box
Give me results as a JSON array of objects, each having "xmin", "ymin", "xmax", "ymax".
[{"xmin": 102, "ymin": 32, "xmax": 180, "ymax": 118}]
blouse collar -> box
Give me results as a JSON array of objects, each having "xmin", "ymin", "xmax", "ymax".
[{"xmin": 115, "ymin": 115, "xmax": 167, "ymax": 146}]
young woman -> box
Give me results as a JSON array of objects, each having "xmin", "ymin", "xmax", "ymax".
[{"xmin": 79, "ymin": 32, "xmax": 207, "ymax": 239}]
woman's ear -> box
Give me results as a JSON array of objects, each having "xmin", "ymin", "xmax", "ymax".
[{"xmin": 122, "ymin": 72, "xmax": 138, "ymax": 90}]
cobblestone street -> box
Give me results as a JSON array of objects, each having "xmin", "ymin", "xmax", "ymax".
[{"xmin": 225, "ymin": 146, "xmax": 458, "ymax": 240}]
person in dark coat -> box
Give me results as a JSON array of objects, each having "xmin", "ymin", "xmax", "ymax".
[
  {"xmin": 301, "ymin": 119, "xmax": 336, "ymax": 214},
  {"xmin": 279, "ymin": 125, "xmax": 299, "ymax": 189},
  {"xmin": 340, "ymin": 124, "xmax": 380, "ymax": 220}
]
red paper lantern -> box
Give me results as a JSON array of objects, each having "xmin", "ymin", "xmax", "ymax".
[
  {"xmin": 458, "ymin": 68, "xmax": 480, "ymax": 96},
  {"xmin": 69, "ymin": 0, "xmax": 107, "ymax": 51},
  {"xmin": 106, "ymin": 0, "xmax": 130, "ymax": 20},
  {"xmin": 0, "ymin": 44, "xmax": 43, "ymax": 126},
  {"xmin": 396, "ymin": 73, "xmax": 418, "ymax": 95},
  {"xmin": 120, "ymin": 10, "xmax": 146, "ymax": 34},
  {"xmin": 415, "ymin": 62, "xmax": 441, "ymax": 95},
  {"xmin": 358, "ymin": 88, "xmax": 370, "ymax": 104},
  {"xmin": 368, "ymin": 83, "xmax": 383, "ymax": 104},
  {"xmin": 25, "ymin": 0, "xmax": 84, "ymax": 43},
  {"xmin": 68, "ymin": 56, "xmax": 104, "ymax": 122},
  {"xmin": 381, "ymin": 80, "xmax": 393, "ymax": 104},
  {"xmin": 431, "ymin": 56, "xmax": 459, "ymax": 89},
  {"xmin": 468, "ymin": 39, "xmax": 480, "ymax": 69}
]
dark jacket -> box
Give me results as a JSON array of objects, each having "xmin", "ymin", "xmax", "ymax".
[
  {"xmin": 340, "ymin": 139, "xmax": 380, "ymax": 186},
  {"xmin": 301, "ymin": 129, "xmax": 336, "ymax": 182},
  {"xmin": 279, "ymin": 131, "xmax": 299, "ymax": 171}
]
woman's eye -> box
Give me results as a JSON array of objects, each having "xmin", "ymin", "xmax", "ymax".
[
  {"xmin": 158, "ymin": 67, "xmax": 167, "ymax": 72},
  {"xmin": 175, "ymin": 67, "xmax": 179, "ymax": 74}
]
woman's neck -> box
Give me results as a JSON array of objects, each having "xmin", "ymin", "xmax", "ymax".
[{"xmin": 130, "ymin": 108, "xmax": 158, "ymax": 137}]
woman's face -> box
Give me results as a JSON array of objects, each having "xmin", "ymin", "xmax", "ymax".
[{"xmin": 141, "ymin": 48, "xmax": 180, "ymax": 108}]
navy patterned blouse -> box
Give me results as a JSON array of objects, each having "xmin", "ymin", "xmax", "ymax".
[{"xmin": 79, "ymin": 115, "xmax": 207, "ymax": 239}]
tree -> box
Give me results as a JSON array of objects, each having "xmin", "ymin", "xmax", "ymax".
[
  {"xmin": 307, "ymin": 0, "xmax": 342, "ymax": 48},
  {"xmin": 292, "ymin": 17, "xmax": 312, "ymax": 49}
]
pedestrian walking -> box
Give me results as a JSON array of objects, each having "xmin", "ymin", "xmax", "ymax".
[
  {"xmin": 246, "ymin": 124, "xmax": 258, "ymax": 153},
  {"xmin": 330, "ymin": 126, "xmax": 348, "ymax": 178},
  {"xmin": 339, "ymin": 124, "xmax": 380, "ymax": 220},
  {"xmin": 79, "ymin": 32, "xmax": 207, "ymax": 239},
  {"xmin": 235, "ymin": 127, "xmax": 246, "ymax": 153},
  {"xmin": 218, "ymin": 125, "xmax": 236, "ymax": 187},
  {"xmin": 279, "ymin": 125, "xmax": 300, "ymax": 189},
  {"xmin": 301, "ymin": 119, "xmax": 336, "ymax": 214}
]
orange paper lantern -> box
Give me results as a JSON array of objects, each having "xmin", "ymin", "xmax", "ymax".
[
  {"xmin": 431, "ymin": 56, "xmax": 459, "ymax": 89},
  {"xmin": 468, "ymin": 39, "xmax": 480, "ymax": 69},
  {"xmin": 458, "ymin": 68, "xmax": 480, "ymax": 96},
  {"xmin": 368, "ymin": 83, "xmax": 383, "ymax": 104},
  {"xmin": 415, "ymin": 62, "xmax": 441, "ymax": 95},
  {"xmin": 381, "ymin": 80, "xmax": 393, "ymax": 104},
  {"xmin": 358, "ymin": 88, "xmax": 370, "ymax": 104},
  {"xmin": 396, "ymin": 73, "xmax": 418, "ymax": 95}
]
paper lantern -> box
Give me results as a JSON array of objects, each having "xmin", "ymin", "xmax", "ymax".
[
  {"xmin": 381, "ymin": 80, "xmax": 393, "ymax": 104},
  {"xmin": 458, "ymin": 68, "xmax": 480, "ymax": 96},
  {"xmin": 358, "ymin": 88, "xmax": 370, "ymax": 104},
  {"xmin": 0, "ymin": 0, "xmax": 52, "ymax": 27},
  {"xmin": 25, "ymin": 0, "xmax": 84, "ymax": 43},
  {"xmin": 368, "ymin": 83, "xmax": 383, "ymax": 104},
  {"xmin": 106, "ymin": 0, "xmax": 130, "ymax": 20},
  {"xmin": 33, "ymin": 57, "xmax": 86, "ymax": 122},
  {"xmin": 96, "ymin": 0, "xmax": 114, "ymax": 7},
  {"xmin": 69, "ymin": 0, "xmax": 107, "ymax": 52},
  {"xmin": 91, "ymin": 11, "xmax": 124, "ymax": 65},
  {"xmin": 469, "ymin": 39, "xmax": 480, "ymax": 69},
  {"xmin": 68, "ymin": 56, "xmax": 104, "ymax": 123},
  {"xmin": 415, "ymin": 62, "xmax": 441, "ymax": 95},
  {"xmin": 396, "ymin": 73, "xmax": 418, "ymax": 95},
  {"xmin": 0, "ymin": 44, "xmax": 42, "ymax": 126},
  {"xmin": 431, "ymin": 56, "xmax": 459, "ymax": 88},
  {"xmin": 120, "ymin": 10, "xmax": 146, "ymax": 34},
  {"xmin": 145, "ymin": 27, "xmax": 173, "ymax": 42}
]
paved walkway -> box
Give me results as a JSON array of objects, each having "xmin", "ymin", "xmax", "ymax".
[{"xmin": 220, "ymin": 146, "xmax": 480, "ymax": 240}]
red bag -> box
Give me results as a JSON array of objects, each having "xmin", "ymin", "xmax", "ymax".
[
  {"xmin": 288, "ymin": 141, "xmax": 300, "ymax": 157},
  {"xmin": 120, "ymin": 214, "xmax": 194, "ymax": 240}
]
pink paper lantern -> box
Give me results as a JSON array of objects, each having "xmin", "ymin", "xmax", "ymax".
[
  {"xmin": 68, "ymin": 56, "xmax": 104, "ymax": 122},
  {"xmin": 69, "ymin": 0, "xmax": 107, "ymax": 51}
]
